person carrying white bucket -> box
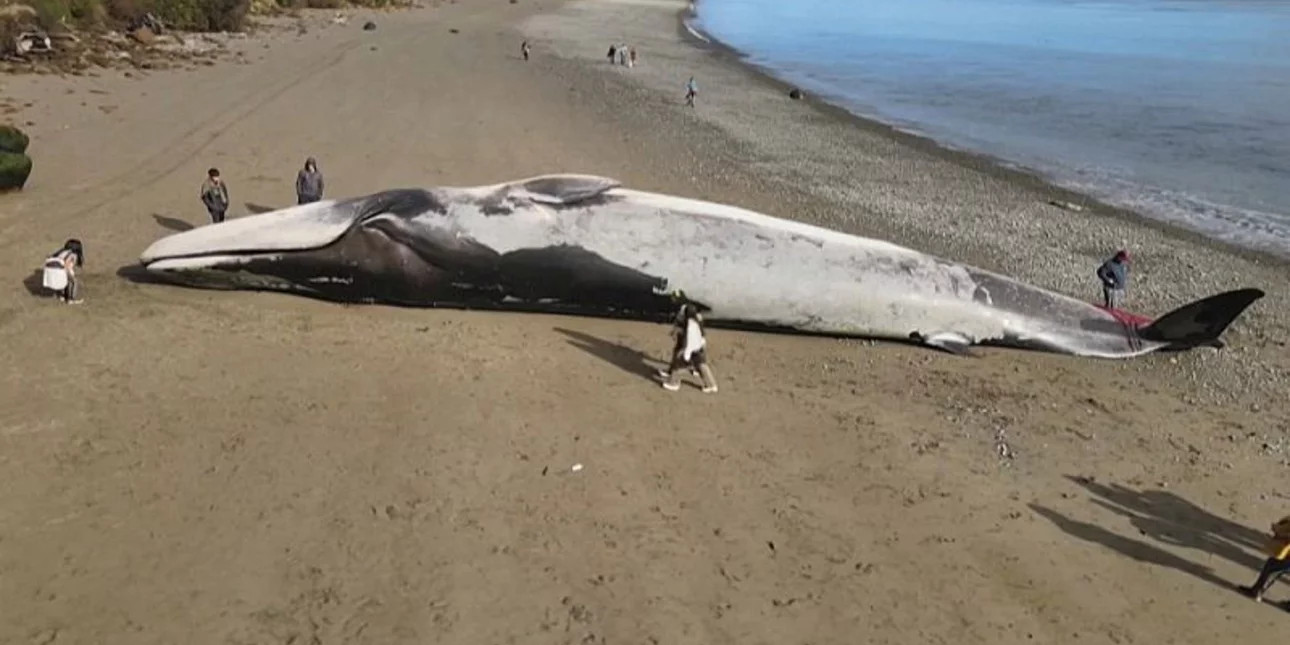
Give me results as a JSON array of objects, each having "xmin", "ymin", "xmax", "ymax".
[{"xmin": 42, "ymin": 238, "xmax": 85, "ymax": 304}]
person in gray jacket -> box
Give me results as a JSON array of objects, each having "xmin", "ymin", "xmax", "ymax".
[
  {"xmin": 1096, "ymin": 249, "xmax": 1131, "ymax": 309},
  {"xmin": 295, "ymin": 157, "xmax": 324, "ymax": 205},
  {"xmin": 200, "ymin": 168, "xmax": 229, "ymax": 224}
]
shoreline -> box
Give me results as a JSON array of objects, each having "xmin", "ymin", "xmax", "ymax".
[{"xmin": 675, "ymin": 1, "xmax": 1289, "ymax": 270}]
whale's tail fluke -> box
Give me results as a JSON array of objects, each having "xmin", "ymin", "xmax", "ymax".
[{"xmin": 1137, "ymin": 288, "xmax": 1265, "ymax": 350}]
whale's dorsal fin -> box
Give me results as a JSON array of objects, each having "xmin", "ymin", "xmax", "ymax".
[{"xmin": 514, "ymin": 174, "xmax": 622, "ymax": 205}]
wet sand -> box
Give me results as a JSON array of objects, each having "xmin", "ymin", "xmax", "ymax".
[{"xmin": 2, "ymin": 1, "xmax": 1289, "ymax": 643}]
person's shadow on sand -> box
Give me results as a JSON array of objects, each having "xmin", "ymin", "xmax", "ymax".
[
  {"xmin": 554, "ymin": 327, "xmax": 664, "ymax": 381},
  {"xmin": 21, "ymin": 269, "xmax": 48, "ymax": 297},
  {"xmin": 245, "ymin": 202, "xmax": 277, "ymax": 215},
  {"xmin": 1032, "ymin": 477, "xmax": 1272, "ymax": 594},
  {"xmin": 1067, "ymin": 475, "xmax": 1267, "ymax": 571},
  {"xmin": 1029, "ymin": 504, "xmax": 1236, "ymax": 591},
  {"xmin": 152, "ymin": 214, "xmax": 195, "ymax": 232}
]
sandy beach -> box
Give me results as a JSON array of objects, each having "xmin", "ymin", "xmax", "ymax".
[{"xmin": 2, "ymin": 0, "xmax": 1289, "ymax": 643}]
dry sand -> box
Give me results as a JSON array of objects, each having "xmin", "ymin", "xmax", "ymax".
[{"xmin": 1, "ymin": 1, "xmax": 1289, "ymax": 643}]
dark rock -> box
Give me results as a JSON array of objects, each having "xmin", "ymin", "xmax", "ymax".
[
  {"xmin": 449, "ymin": 28, "xmax": 459, "ymax": 34},
  {"xmin": 788, "ymin": 88, "xmax": 803, "ymax": 100},
  {"xmin": 0, "ymin": 124, "xmax": 29, "ymax": 154},
  {"xmin": 0, "ymin": 151, "xmax": 33, "ymax": 191},
  {"xmin": 363, "ymin": 21, "xmax": 376, "ymax": 31}
]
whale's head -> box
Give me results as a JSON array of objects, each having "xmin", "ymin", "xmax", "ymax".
[
  {"xmin": 137, "ymin": 175, "xmax": 626, "ymax": 304},
  {"xmin": 138, "ymin": 189, "xmax": 450, "ymax": 302}
]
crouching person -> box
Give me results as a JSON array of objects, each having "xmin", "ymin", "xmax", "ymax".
[
  {"xmin": 42, "ymin": 238, "xmax": 85, "ymax": 304},
  {"xmin": 658, "ymin": 301, "xmax": 718, "ymax": 393},
  {"xmin": 1238, "ymin": 514, "xmax": 1290, "ymax": 607}
]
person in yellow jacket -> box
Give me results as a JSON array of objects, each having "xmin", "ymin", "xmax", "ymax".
[{"xmin": 1238, "ymin": 515, "xmax": 1290, "ymax": 603}]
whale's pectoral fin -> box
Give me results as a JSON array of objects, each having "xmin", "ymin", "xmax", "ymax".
[
  {"xmin": 1137, "ymin": 288, "xmax": 1265, "ymax": 350},
  {"xmin": 516, "ymin": 174, "xmax": 623, "ymax": 205},
  {"xmin": 910, "ymin": 331, "xmax": 977, "ymax": 356}
]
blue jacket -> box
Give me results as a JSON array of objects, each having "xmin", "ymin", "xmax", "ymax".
[{"xmin": 1097, "ymin": 258, "xmax": 1129, "ymax": 289}]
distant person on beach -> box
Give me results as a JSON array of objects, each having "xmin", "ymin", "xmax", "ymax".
[
  {"xmin": 1096, "ymin": 249, "xmax": 1130, "ymax": 309},
  {"xmin": 1238, "ymin": 514, "xmax": 1290, "ymax": 606},
  {"xmin": 657, "ymin": 297, "xmax": 718, "ymax": 393},
  {"xmin": 607, "ymin": 44, "xmax": 617, "ymax": 63},
  {"xmin": 200, "ymin": 168, "xmax": 229, "ymax": 224},
  {"xmin": 295, "ymin": 157, "xmax": 324, "ymax": 205},
  {"xmin": 685, "ymin": 76, "xmax": 698, "ymax": 107},
  {"xmin": 617, "ymin": 44, "xmax": 629, "ymax": 65},
  {"xmin": 629, "ymin": 46, "xmax": 637, "ymax": 67},
  {"xmin": 521, "ymin": 40, "xmax": 531, "ymax": 61},
  {"xmin": 41, "ymin": 238, "xmax": 85, "ymax": 304}
]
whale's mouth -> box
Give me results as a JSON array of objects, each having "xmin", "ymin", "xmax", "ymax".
[
  {"xmin": 140, "ymin": 189, "xmax": 444, "ymax": 271},
  {"xmin": 139, "ymin": 198, "xmax": 366, "ymax": 269}
]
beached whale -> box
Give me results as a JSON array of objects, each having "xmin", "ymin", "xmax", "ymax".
[{"xmin": 137, "ymin": 174, "xmax": 1264, "ymax": 358}]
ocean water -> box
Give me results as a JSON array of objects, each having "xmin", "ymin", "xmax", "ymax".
[{"xmin": 692, "ymin": 0, "xmax": 1290, "ymax": 257}]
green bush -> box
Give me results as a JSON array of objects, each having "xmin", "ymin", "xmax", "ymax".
[
  {"xmin": 273, "ymin": 0, "xmax": 343, "ymax": 9},
  {"xmin": 20, "ymin": 0, "xmax": 106, "ymax": 29},
  {"xmin": 0, "ymin": 125, "xmax": 30, "ymax": 154},
  {"xmin": 272, "ymin": 0, "xmax": 398, "ymax": 8},
  {"xmin": 0, "ymin": 151, "xmax": 34, "ymax": 192},
  {"xmin": 6, "ymin": 0, "xmax": 403, "ymax": 35},
  {"xmin": 143, "ymin": 0, "xmax": 249, "ymax": 31},
  {"xmin": 16, "ymin": 0, "xmax": 253, "ymax": 32}
]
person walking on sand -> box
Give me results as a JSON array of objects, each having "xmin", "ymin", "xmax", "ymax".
[
  {"xmin": 41, "ymin": 238, "xmax": 85, "ymax": 304},
  {"xmin": 629, "ymin": 46, "xmax": 637, "ymax": 68},
  {"xmin": 1096, "ymin": 249, "xmax": 1130, "ymax": 309},
  {"xmin": 685, "ymin": 76, "xmax": 698, "ymax": 107},
  {"xmin": 521, "ymin": 39, "xmax": 531, "ymax": 61},
  {"xmin": 295, "ymin": 157, "xmax": 324, "ymax": 205},
  {"xmin": 1238, "ymin": 514, "xmax": 1290, "ymax": 607},
  {"xmin": 657, "ymin": 298, "xmax": 718, "ymax": 393},
  {"xmin": 607, "ymin": 44, "xmax": 617, "ymax": 64},
  {"xmin": 200, "ymin": 167, "xmax": 229, "ymax": 224}
]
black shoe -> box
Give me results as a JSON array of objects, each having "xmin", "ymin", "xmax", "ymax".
[{"xmin": 1237, "ymin": 585, "xmax": 1261, "ymax": 601}]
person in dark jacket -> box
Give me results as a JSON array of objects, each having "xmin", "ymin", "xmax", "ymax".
[
  {"xmin": 200, "ymin": 168, "xmax": 229, "ymax": 224},
  {"xmin": 1238, "ymin": 514, "xmax": 1290, "ymax": 607},
  {"xmin": 1096, "ymin": 249, "xmax": 1130, "ymax": 309},
  {"xmin": 295, "ymin": 157, "xmax": 324, "ymax": 205}
]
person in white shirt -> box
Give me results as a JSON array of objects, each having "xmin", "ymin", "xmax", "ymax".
[
  {"xmin": 657, "ymin": 301, "xmax": 718, "ymax": 393},
  {"xmin": 42, "ymin": 238, "xmax": 85, "ymax": 304}
]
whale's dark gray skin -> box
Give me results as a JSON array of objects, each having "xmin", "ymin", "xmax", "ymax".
[{"xmin": 138, "ymin": 174, "xmax": 1265, "ymax": 358}]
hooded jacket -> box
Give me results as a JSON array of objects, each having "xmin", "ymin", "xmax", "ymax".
[{"xmin": 296, "ymin": 158, "xmax": 324, "ymax": 202}]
